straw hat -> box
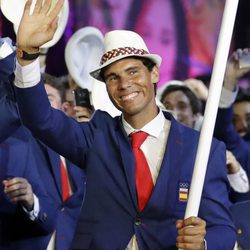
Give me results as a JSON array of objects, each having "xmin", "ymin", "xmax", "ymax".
[
  {"xmin": 0, "ymin": 0, "xmax": 69, "ymax": 48},
  {"xmin": 65, "ymin": 26, "xmax": 104, "ymax": 90},
  {"xmin": 90, "ymin": 30, "xmax": 162, "ymax": 82}
]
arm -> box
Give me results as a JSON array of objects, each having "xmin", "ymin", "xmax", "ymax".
[
  {"xmin": 0, "ymin": 45, "xmax": 22, "ymax": 142},
  {"xmin": 199, "ymin": 140, "xmax": 236, "ymax": 249},
  {"xmin": 2, "ymin": 135, "xmax": 57, "ymax": 235},
  {"xmin": 226, "ymin": 150, "xmax": 249, "ymax": 193}
]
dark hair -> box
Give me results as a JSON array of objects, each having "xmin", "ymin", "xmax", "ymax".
[
  {"xmin": 42, "ymin": 73, "xmax": 67, "ymax": 102},
  {"xmin": 235, "ymin": 88, "xmax": 250, "ymax": 103},
  {"xmin": 160, "ymin": 85, "xmax": 202, "ymax": 114}
]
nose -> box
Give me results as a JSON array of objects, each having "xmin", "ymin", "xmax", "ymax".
[
  {"xmin": 118, "ymin": 75, "xmax": 132, "ymax": 90},
  {"xmin": 238, "ymin": 119, "xmax": 248, "ymax": 133}
]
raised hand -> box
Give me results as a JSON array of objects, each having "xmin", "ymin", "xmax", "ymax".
[
  {"xmin": 224, "ymin": 48, "xmax": 250, "ymax": 91},
  {"xmin": 17, "ymin": 0, "xmax": 64, "ymax": 53}
]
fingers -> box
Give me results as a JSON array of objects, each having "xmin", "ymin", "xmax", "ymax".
[
  {"xmin": 23, "ymin": 0, "xmax": 33, "ymax": 17},
  {"xmin": 176, "ymin": 235, "xmax": 205, "ymax": 250},
  {"xmin": 40, "ymin": 0, "xmax": 53, "ymax": 15},
  {"xmin": 28, "ymin": 0, "xmax": 62, "ymax": 18},
  {"xmin": 33, "ymin": 0, "xmax": 43, "ymax": 14},
  {"xmin": 3, "ymin": 177, "xmax": 33, "ymax": 204},
  {"xmin": 74, "ymin": 106, "xmax": 93, "ymax": 122},
  {"xmin": 48, "ymin": 0, "xmax": 65, "ymax": 21},
  {"xmin": 176, "ymin": 217, "xmax": 206, "ymax": 250}
]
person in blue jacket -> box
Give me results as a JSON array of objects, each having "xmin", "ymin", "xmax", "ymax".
[
  {"xmin": 13, "ymin": 1, "xmax": 236, "ymax": 249},
  {"xmin": 0, "ymin": 38, "xmax": 86, "ymax": 250},
  {"xmin": 0, "ymin": 39, "xmax": 57, "ymax": 249}
]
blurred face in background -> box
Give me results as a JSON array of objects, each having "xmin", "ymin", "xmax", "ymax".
[
  {"xmin": 44, "ymin": 83, "xmax": 63, "ymax": 110},
  {"xmin": 162, "ymin": 90, "xmax": 196, "ymax": 128},
  {"xmin": 64, "ymin": 87, "xmax": 76, "ymax": 118},
  {"xmin": 233, "ymin": 101, "xmax": 250, "ymax": 137}
]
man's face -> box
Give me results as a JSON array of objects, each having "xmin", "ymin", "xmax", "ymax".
[
  {"xmin": 64, "ymin": 87, "xmax": 75, "ymax": 118},
  {"xmin": 233, "ymin": 101, "xmax": 250, "ymax": 137},
  {"xmin": 103, "ymin": 58, "xmax": 159, "ymax": 123},
  {"xmin": 162, "ymin": 90, "xmax": 196, "ymax": 128},
  {"xmin": 44, "ymin": 83, "xmax": 63, "ymax": 110}
]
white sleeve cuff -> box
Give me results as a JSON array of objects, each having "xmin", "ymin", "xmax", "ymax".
[
  {"xmin": 219, "ymin": 87, "xmax": 238, "ymax": 108},
  {"xmin": 22, "ymin": 193, "xmax": 40, "ymax": 221},
  {"xmin": 228, "ymin": 166, "xmax": 250, "ymax": 193},
  {"xmin": 0, "ymin": 39, "xmax": 14, "ymax": 59},
  {"xmin": 14, "ymin": 58, "xmax": 41, "ymax": 88}
]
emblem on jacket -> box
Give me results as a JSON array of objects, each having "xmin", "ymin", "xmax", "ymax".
[{"xmin": 179, "ymin": 182, "xmax": 189, "ymax": 202}]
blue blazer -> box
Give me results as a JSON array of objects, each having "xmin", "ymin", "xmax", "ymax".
[
  {"xmin": 0, "ymin": 127, "xmax": 57, "ymax": 250},
  {"xmin": 215, "ymin": 107, "xmax": 250, "ymax": 202},
  {"xmin": 0, "ymin": 52, "xmax": 20, "ymax": 143},
  {"xmin": 0, "ymin": 51, "xmax": 85, "ymax": 249},
  {"xmin": 30, "ymin": 141, "xmax": 86, "ymax": 250},
  {"xmin": 230, "ymin": 200, "xmax": 250, "ymax": 249},
  {"xmin": 15, "ymin": 81, "xmax": 236, "ymax": 249}
]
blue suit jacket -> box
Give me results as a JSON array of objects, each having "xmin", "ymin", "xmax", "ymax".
[
  {"xmin": 230, "ymin": 200, "xmax": 250, "ymax": 249},
  {"xmin": 0, "ymin": 51, "xmax": 85, "ymax": 249},
  {"xmin": 215, "ymin": 107, "xmax": 250, "ymax": 202},
  {"xmin": 30, "ymin": 141, "xmax": 86, "ymax": 250},
  {"xmin": 15, "ymin": 81, "xmax": 236, "ymax": 249},
  {"xmin": 0, "ymin": 127, "xmax": 57, "ymax": 250},
  {"xmin": 0, "ymin": 52, "xmax": 20, "ymax": 143}
]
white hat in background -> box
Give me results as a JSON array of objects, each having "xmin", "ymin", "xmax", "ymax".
[
  {"xmin": 0, "ymin": 0, "xmax": 69, "ymax": 48},
  {"xmin": 65, "ymin": 26, "xmax": 104, "ymax": 91},
  {"xmin": 90, "ymin": 30, "xmax": 162, "ymax": 82},
  {"xmin": 65, "ymin": 26, "xmax": 120, "ymax": 117},
  {"xmin": 156, "ymin": 80, "xmax": 185, "ymax": 100}
]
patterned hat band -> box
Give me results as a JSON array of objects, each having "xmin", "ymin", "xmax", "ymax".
[{"xmin": 100, "ymin": 47, "xmax": 149, "ymax": 65}]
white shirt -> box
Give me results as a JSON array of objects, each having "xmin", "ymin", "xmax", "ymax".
[{"xmin": 123, "ymin": 111, "xmax": 170, "ymax": 249}]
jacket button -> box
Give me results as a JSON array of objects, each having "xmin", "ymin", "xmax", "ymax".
[
  {"xmin": 61, "ymin": 207, "xmax": 65, "ymax": 211},
  {"xmin": 237, "ymin": 228, "xmax": 242, "ymax": 235},
  {"xmin": 43, "ymin": 213, "xmax": 48, "ymax": 220},
  {"xmin": 135, "ymin": 218, "xmax": 141, "ymax": 226}
]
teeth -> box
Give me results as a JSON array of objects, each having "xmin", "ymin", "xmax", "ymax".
[{"xmin": 121, "ymin": 92, "xmax": 138, "ymax": 101}]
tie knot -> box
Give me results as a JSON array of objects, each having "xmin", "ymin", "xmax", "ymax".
[{"xmin": 130, "ymin": 131, "xmax": 148, "ymax": 148}]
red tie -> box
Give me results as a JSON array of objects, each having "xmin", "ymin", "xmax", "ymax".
[
  {"xmin": 130, "ymin": 131, "xmax": 153, "ymax": 212},
  {"xmin": 60, "ymin": 159, "xmax": 70, "ymax": 202}
]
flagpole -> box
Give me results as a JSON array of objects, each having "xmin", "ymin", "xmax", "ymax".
[{"xmin": 184, "ymin": 0, "xmax": 239, "ymax": 219}]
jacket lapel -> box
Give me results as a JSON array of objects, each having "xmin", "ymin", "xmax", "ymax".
[
  {"xmin": 115, "ymin": 120, "xmax": 138, "ymax": 211},
  {"xmin": 47, "ymin": 147, "xmax": 63, "ymax": 199}
]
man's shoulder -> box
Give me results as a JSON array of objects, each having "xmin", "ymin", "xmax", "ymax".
[{"xmin": 91, "ymin": 109, "xmax": 120, "ymax": 126}]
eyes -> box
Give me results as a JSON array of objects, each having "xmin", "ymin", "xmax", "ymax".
[
  {"xmin": 163, "ymin": 101, "xmax": 190, "ymax": 112},
  {"xmin": 105, "ymin": 68, "xmax": 139, "ymax": 84}
]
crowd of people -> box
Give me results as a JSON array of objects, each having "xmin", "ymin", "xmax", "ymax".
[{"xmin": 0, "ymin": 0, "xmax": 250, "ymax": 249}]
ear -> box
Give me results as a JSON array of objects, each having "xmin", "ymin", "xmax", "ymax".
[
  {"xmin": 62, "ymin": 102, "xmax": 70, "ymax": 113},
  {"xmin": 151, "ymin": 66, "xmax": 160, "ymax": 84}
]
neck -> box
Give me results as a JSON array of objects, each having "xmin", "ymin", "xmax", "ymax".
[{"xmin": 124, "ymin": 106, "xmax": 159, "ymax": 129}]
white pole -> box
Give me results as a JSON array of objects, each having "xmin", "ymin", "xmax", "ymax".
[{"xmin": 184, "ymin": 0, "xmax": 239, "ymax": 219}]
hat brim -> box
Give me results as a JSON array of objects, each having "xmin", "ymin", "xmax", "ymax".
[
  {"xmin": 90, "ymin": 53, "xmax": 162, "ymax": 82},
  {"xmin": 65, "ymin": 26, "xmax": 104, "ymax": 90},
  {"xmin": 1, "ymin": 0, "xmax": 69, "ymax": 48}
]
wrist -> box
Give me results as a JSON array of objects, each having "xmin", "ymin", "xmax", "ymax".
[
  {"xmin": 16, "ymin": 47, "xmax": 40, "ymax": 66},
  {"xmin": 223, "ymin": 75, "xmax": 238, "ymax": 91}
]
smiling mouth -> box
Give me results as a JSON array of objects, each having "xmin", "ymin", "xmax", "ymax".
[{"xmin": 120, "ymin": 92, "xmax": 139, "ymax": 101}]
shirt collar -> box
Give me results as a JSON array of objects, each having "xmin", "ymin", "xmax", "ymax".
[{"xmin": 122, "ymin": 110, "xmax": 166, "ymax": 138}]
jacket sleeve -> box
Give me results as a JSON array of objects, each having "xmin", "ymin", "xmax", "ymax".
[{"xmin": 199, "ymin": 140, "xmax": 236, "ymax": 249}]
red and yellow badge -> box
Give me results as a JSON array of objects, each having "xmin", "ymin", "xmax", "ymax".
[{"xmin": 179, "ymin": 182, "xmax": 189, "ymax": 202}]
